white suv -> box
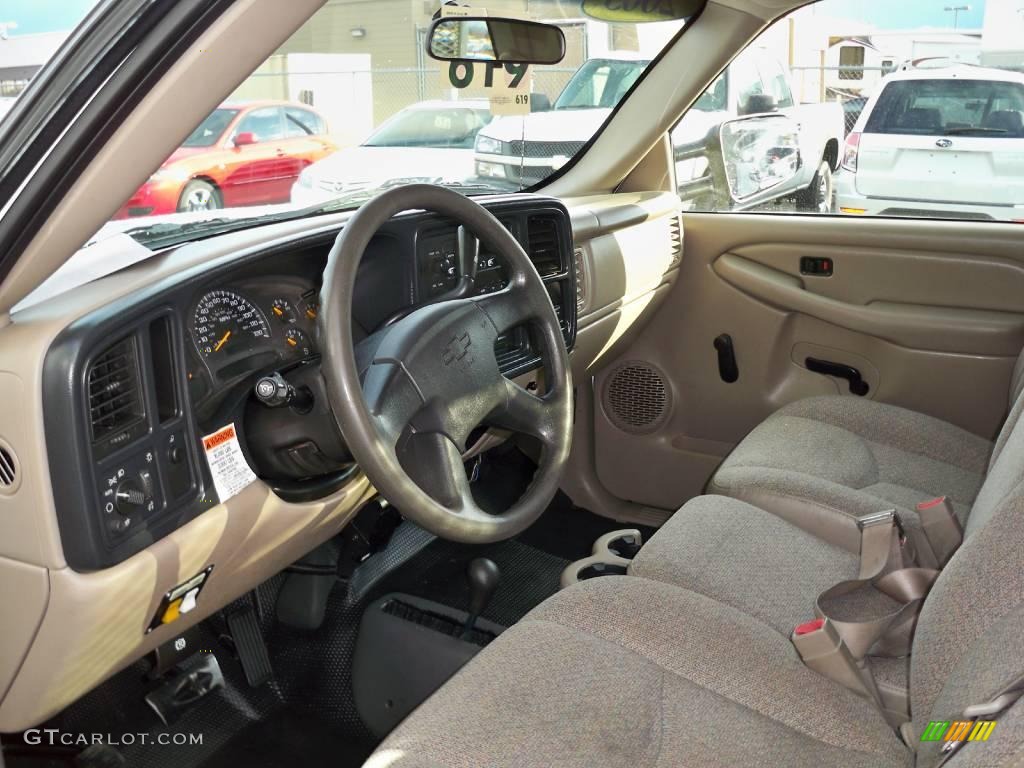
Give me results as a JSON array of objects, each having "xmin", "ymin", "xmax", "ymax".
[{"xmin": 836, "ymin": 66, "xmax": 1024, "ymax": 222}]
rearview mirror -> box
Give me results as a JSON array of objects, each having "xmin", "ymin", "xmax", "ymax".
[
  {"xmin": 233, "ymin": 131, "xmax": 257, "ymax": 147},
  {"xmin": 426, "ymin": 17, "xmax": 566, "ymax": 65}
]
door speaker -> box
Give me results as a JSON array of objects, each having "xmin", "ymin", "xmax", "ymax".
[{"xmin": 601, "ymin": 361, "xmax": 671, "ymax": 434}]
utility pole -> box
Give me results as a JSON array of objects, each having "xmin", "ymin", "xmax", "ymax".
[{"xmin": 944, "ymin": 5, "xmax": 971, "ymax": 30}]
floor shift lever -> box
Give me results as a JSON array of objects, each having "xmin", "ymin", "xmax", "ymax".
[{"xmin": 461, "ymin": 558, "xmax": 500, "ymax": 639}]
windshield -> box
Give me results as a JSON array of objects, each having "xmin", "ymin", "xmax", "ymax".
[
  {"xmin": 1, "ymin": 2, "xmax": 690, "ymax": 250},
  {"xmin": 553, "ymin": 58, "xmax": 649, "ymax": 110},
  {"xmin": 181, "ymin": 108, "xmax": 239, "ymax": 147},
  {"xmin": 363, "ymin": 106, "xmax": 493, "ymax": 149}
]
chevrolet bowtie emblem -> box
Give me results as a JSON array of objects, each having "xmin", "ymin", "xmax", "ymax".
[{"xmin": 442, "ymin": 332, "xmax": 472, "ymax": 366}]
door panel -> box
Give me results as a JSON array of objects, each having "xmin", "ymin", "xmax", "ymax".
[{"xmin": 590, "ymin": 213, "xmax": 1024, "ymax": 513}]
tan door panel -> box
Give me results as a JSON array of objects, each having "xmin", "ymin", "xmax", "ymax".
[
  {"xmin": 714, "ymin": 253, "xmax": 1024, "ymax": 355},
  {"xmin": 589, "ymin": 214, "xmax": 1023, "ymax": 514}
]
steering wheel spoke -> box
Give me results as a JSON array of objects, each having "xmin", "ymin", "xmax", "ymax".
[
  {"xmin": 473, "ymin": 282, "xmax": 538, "ymax": 336},
  {"xmin": 397, "ymin": 431, "xmax": 473, "ymax": 511},
  {"xmin": 360, "ymin": 359, "xmax": 424, "ymax": 448},
  {"xmin": 489, "ymin": 379, "xmax": 557, "ymax": 445}
]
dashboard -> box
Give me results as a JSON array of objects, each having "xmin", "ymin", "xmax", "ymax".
[{"xmin": 42, "ymin": 196, "xmax": 577, "ymax": 571}]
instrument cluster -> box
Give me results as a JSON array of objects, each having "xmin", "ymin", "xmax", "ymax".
[{"xmin": 188, "ymin": 278, "xmax": 320, "ymax": 386}]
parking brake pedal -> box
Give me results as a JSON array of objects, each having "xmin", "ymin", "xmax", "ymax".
[
  {"xmin": 227, "ymin": 605, "xmax": 273, "ymax": 687},
  {"xmin": 145, "ymin": 653, "xmax": 224, "ymax": 726}
]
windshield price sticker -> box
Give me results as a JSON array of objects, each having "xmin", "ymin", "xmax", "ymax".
[
  {"xmin": 447, "ymin": 61, "xmax": 532, "ymax": 115},
  {"xmin": 202, "ymin": 423, "xmax": 257, "ymax": 504}
]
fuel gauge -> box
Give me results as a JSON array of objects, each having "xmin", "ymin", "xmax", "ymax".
[{"xmin": 284, "ymin": 328, "xmax": 313, "ymax": 358}]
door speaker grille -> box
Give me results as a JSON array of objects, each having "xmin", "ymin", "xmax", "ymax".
[{"xmin": 602, "ymin": 362, "xmax": 671, "ymax": 434}]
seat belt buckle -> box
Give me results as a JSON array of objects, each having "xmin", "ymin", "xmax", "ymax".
[
  {"xmin": 915, "ymin": 496, "xmax": 963, "ymax": 567},
  {"xmin": 857, "ymin": 509, "xmax": 896, "ymax": 530},
  {"xmin": 791, "ymin": 617, "xmax": 883, "ymax": 707}
]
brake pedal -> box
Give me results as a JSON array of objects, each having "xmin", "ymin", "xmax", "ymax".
[{"xmin": 227, "ymin": 606, "xmax": 273, "ymax": 687}]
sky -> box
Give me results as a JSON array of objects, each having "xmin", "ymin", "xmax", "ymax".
[
  {"xmin": 0, "ymin": 0, "xmax": 97, "ymax": 35},
  {"xmin": 0, "ymin": 0, "xmax": 994, "ymax": 36},
  {"xmin": 796, "ymin": 0, "xmax": 986, "ymax": 30}
]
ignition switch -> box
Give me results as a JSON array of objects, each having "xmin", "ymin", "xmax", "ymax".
[{"xmin": 254, "ymin": 372, "xmax": 313, "ymax": 413}]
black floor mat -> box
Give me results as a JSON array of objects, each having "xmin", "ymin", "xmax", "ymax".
[{"xmin": 199, "ymin": 710, "xmax": 352, "ymax": 768}]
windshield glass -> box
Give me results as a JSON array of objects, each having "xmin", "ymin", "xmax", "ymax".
[
  {"xmin": 0, "ymin": 1, "xmax": 689, "ymax": 249},
  {"xmin": 553, "ymin": 58, "xmax": 649, "ymax": 109},
  {"xmin": 181, "ymin": 108, "xmax": 239, "ymax": 147},
  {"xmin": 363, "ymin": 105, "xmax": 493, "ymax": 148}
]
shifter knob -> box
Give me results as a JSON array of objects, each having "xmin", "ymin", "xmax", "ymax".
[{"xmin": 462, "ymin": 557, "xmax": 500, "ymax": 638}]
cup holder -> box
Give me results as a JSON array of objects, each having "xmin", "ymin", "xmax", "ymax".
[
  {"xmin": 577, "ymin": 563, "xmax": 629, "ymax": 580},
  {"xmin": 560, "ymin": 529, "xmax": 644, "ymax": 588}
]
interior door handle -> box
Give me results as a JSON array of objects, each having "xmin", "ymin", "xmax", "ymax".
[{"xmin": 806, "ymin": 357, "xmax": 870, "ymax": 396}]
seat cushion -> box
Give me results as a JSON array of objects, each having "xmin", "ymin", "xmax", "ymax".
[
  {"xmin": 628, "ymin": 495, "xmax": 859, "ymax": 635},
  {"xmin": 368, "ymin": 577, "xmax": 909, "ymax": 768},
  {"xmin": 710, "ymin": 396, "xmax": 992, "ymax": 552}
]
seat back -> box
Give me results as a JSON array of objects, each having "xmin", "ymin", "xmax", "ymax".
[
  {"xmin": 911, "ymin": 403, "xmax": 1024, "ymax": 765},
  {"xmin": 986, "ymin": 349, "xmax": 1024, "ymax": 475}
]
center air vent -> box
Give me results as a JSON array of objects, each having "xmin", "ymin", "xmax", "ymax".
[
  {"xmin": 526, "ymin": 216, "xmax": 561, "ymax": 277},
  {"xmin": 602, "ymin": 361, "xmax": 672, "ymax": 435},
  {"xmin": 88, "ymin": 337, "xmax": 145, "ymax": 444}
]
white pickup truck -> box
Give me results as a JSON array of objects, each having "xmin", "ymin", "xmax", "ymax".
[{"xmin": 474, "ymin": 48, "xmax": 845, "ymax": 212}]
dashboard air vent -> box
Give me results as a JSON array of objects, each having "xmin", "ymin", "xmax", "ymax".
[
  {"xmin": 526, "ymin": 216, "xmax": 561, "ymax": 277},
  {"xmin": 669, "ymin": 215, "xmax": 683, "ymax": 267},
  {"xmin": 573, "ymin": 247, "xmax": 586, "ymax": 314},
  {"xmin": 88, "ymin": 337, "xmax": 145, "ymax": 443},
  {"xmin": 0, "ymin": 444, "xmax": 16, "ymax": 488}
]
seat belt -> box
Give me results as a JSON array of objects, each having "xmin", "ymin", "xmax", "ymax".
[
  {"xmin": 931, "ymin": 671, "xmax": 1024, "ymax": 766},
  {"xmin": 813, "ymin": 509, "xmax": 937, "ymax": 660},
  {"xmin": 915, "ymin": 496, "xmax": 963, "ymax": 568}
]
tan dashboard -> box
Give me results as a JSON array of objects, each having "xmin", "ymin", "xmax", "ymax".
[{"xmin": 0, "ymin": 190, "xmax": 681, "ymax": 731}]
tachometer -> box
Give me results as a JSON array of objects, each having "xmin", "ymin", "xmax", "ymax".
[{"xmin": 192, "ymin": 290, "xmax": 271, "ymax": 358}]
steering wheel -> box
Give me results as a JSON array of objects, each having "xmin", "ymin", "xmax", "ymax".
[{"xmin": 319, "ymin": 185, "xmax": 573, "ymax": 543}]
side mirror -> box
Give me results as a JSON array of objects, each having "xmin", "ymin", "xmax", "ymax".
[
  {"xmin": 426, "ymin": 16, "xmax": 565, "ymax": 65},
  {"xmin": 531, "ymin": 93, "xmax": 552, "ymax": 113},
  {"xmin": 233, "ymin": 131, "xmax": 257, "ymax": 147},
  {"xmin": 720, "ymin": 115, "xmax": 801, "ymax": 202},
  {"xmin": 741, "ymin": 94, "xmax": 778, "ymax": 116}
]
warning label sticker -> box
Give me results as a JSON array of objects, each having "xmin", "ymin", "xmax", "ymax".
[{"xmin": 202, "ymin": 423, "xmax": 257, "ymax": 504}]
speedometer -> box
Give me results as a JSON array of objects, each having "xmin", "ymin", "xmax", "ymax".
[{"xmin": 192, "ymin": 290, "xmax": 271, "ymax": 358}]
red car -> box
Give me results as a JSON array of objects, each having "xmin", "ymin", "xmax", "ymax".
[{"xmin": 115, "ymin": 100, "xmax": 337, "ymax": 218}]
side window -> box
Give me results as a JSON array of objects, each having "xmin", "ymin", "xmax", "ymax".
[
  {"xmin": 233, "ymin": 107, "xmax": 285, "ymax": 143},
  {"xmin": 731, "ymin": 56, "xmax": 765, "ymax": 116},
  {"xmin": 759, "ymin": 59, "xmax": 795, "ymax": 109},
  {"xmin": 285, "ymin": 107, "xmax": 325, "ymax": 137},
  {"xmin": 671, "ymin": 0, "xmax": 1023, "ymax": 223}
]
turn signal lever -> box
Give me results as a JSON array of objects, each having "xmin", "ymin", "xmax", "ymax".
[{"xmin": 254, "ymin": 372, "xmax": 313, "ymax": 413}]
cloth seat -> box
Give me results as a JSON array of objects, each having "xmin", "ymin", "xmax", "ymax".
[
  {"xmin": 366, "ymin": 383, "xmax": 1024, "ymax": 768},
  {"xmin": 368, "ymin": 577, "xmax": 909, "ymax": 768},
  {"xmin": 708, "ymin": 395, "xmax": 995, "ymax": 552},
  {"xmin": 627, "ymin": 494, "xmax": 859, "ymax": 635}
]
